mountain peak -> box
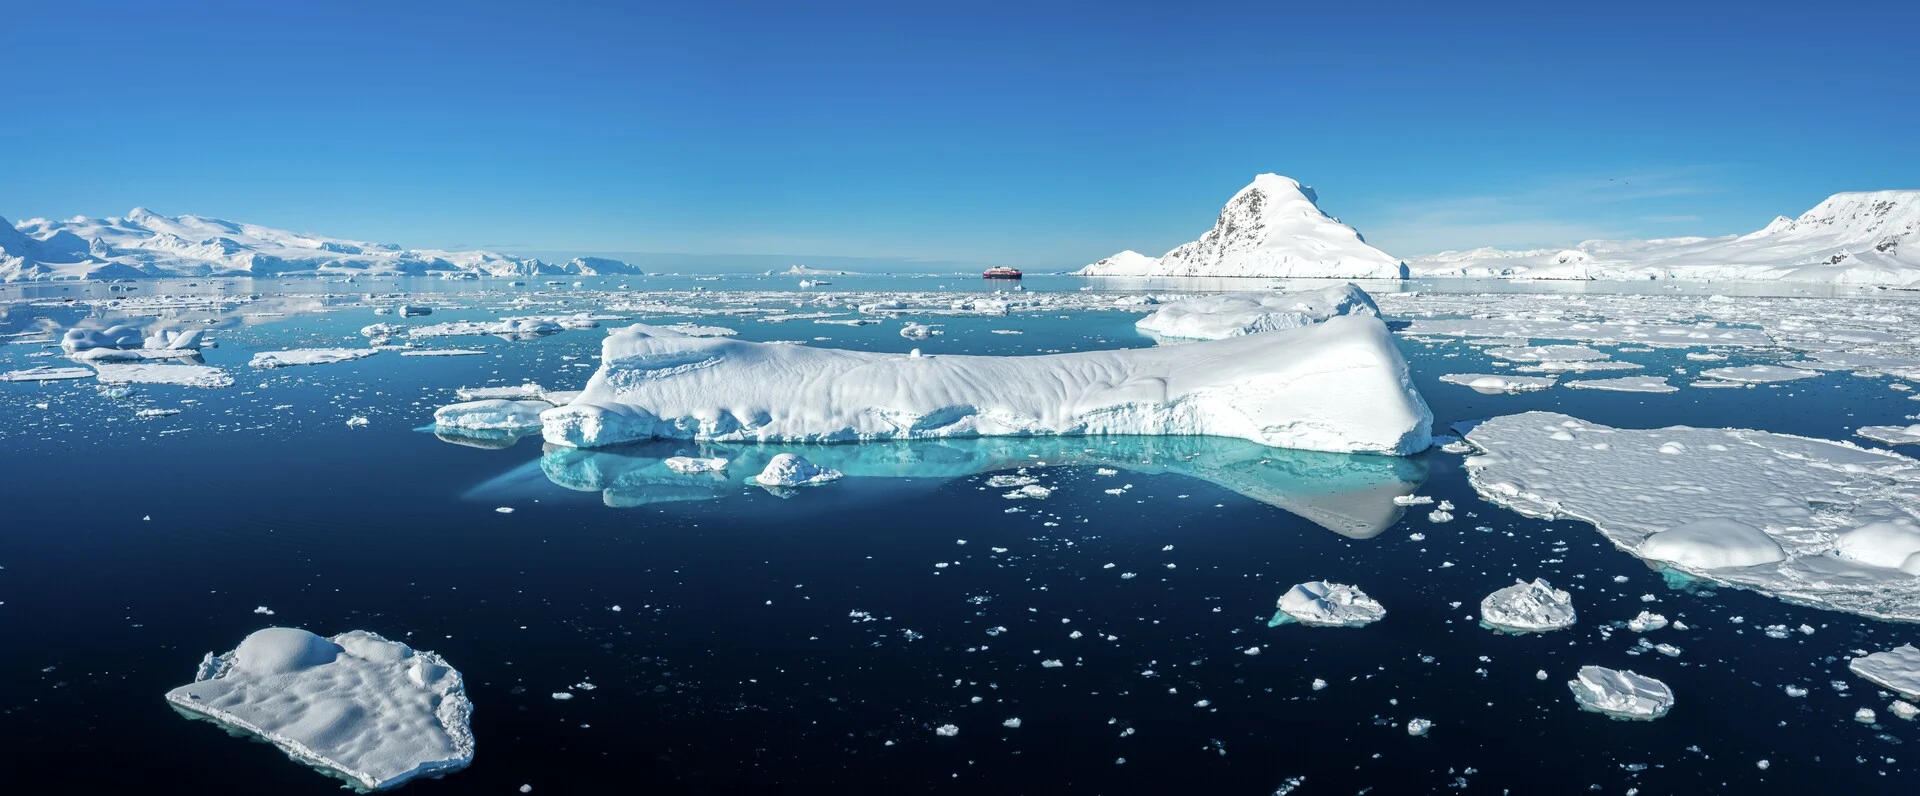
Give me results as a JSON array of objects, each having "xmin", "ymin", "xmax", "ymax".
[{"xmin": 1077, "ymin": 175, "xmax": 1403, "ymax": 279}]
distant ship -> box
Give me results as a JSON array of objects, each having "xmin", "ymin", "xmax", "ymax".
[{"xmin": 982, "ymin": 266, "xmax": 1022, "ymax": 280}]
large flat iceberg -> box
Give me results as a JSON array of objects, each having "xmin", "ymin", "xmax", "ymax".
[
  {"xmin": 166, "ymin": 627, "xmax": 473, "ymax": 790},
  {"xmin": 1463, "ymin": 411, "xmax": 1920, "ymax": 621},
  {"xmin": 542, "ymin": 315, "xmax": 1432, "ymax": 455},
  {"xmin": 1850, "ymin": 645, "xmax": 1920, "ymax": 700},
  {"xmin": 1567, "ymin": 666, "xmax": 1674, "ymax": 720}
]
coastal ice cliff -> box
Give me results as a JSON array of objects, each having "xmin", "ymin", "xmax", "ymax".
[{"xmin": 540, "ymin": 314, "xmax": 1433, "ymax": 455}]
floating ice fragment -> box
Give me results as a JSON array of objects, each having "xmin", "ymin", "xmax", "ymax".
[
  {"xmin": 1855, "ymin": 708, "xmax": 1878, "ymax": 724},
  {"xmin": 1626, "ymin": 612, "xmax": 1668, "ymax": 633},
  {"xmin": 1406, "ymin": 718, "xmax": 1433, "ymax": 736},
  {"xmin": 935, "ymin": 724, "xmax": 959, "ymax": 737},
  {"xmin": 435, "ymin": 399, "xmax": 549, "ymax": 432},
  {"xmin": 165, "ymin": 628, "xmax": 473, "ymax": 790},
  {"xmin": 1850, "ymin": 645, "xmax": 1920, "ymax": 700},
  {"xmin": 1568, "ymin": 666, "xmax": 1674, "ymax": 720},
  {"xmin": 1003, "ymin": 717, "xmax": 1022, "ymax": 728},
  {"xmin": 752, "ymin": 454, "xmax": 843, "ymax": 487},
  {"xmin": 1272, "ymin": 581, "xmax": 1385, "ymax": 628},
  {"xmin": 663, "ymin": 456, "xmax": 729, "ymax": 474},
  {"xmin": 1479, "ymin": 579, "xmax": 1576, "ymax": 633},
  {"xmin": 250, "ymin": 348, "xmax": 377, "ymax": 369}
]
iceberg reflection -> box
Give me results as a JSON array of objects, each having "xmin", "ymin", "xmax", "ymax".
[{"xmin": 491, "ymin": 435, "xmax": 1427, "ymax": 538}]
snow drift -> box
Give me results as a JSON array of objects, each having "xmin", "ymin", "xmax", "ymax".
[{"xmin": 540, "ymin": 315, "xmax": 1432, "ymax": 455}]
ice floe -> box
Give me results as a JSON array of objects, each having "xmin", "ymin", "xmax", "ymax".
[
  {"xmin": 1698, "ymin": 364, "xmax": 1819, "ymax": 384},
  {"xmin": 1849, "ymin": 645, "xmax": 1920, "ymax": 700},
  {"xmin": 1464, "ymin": 411, "xmax": 1920, "ymax": 620},
  {"xmin": 1567, "ymin": 666, "xmax": 1674, "ymax": 720},
  {"xmin": 1270, "ymin": 581, "xmax": 1385, "ymax": 628},
  {"xmin": 542, "ymin": 316, "xmax": 1432, "ymax": 455},
  {"xmin": 250, "ymin": 348, "xmax": 378, "ymax": 369},
  {"xmin": 165, "ymin": 627, "xmax": 473, "ymax": 790},
  {"xmin": 663, "ymin": 456, "xmax": 728, "ymax": 474},
  {"xmin": 1858, "ymin": 425, "xmax": 1920, "ymax": 446},
  {"xmin": 1438, "ymin": 373, "xmax": 1557, "ymax": 393},
  {"xmin": 1, "ymin": 365, "xmax": 93, "ymax": 381},
  {"xmin": 1478, "ymin": 578, "xmax": 1577, "ymax": 633},
  {"xmin": 92, "ymin": 362, "xmax": 233, "ymax": 388},
  {"xmin": 1564, "ymin": 376, "xmax": 1678, "ymax": 393}
]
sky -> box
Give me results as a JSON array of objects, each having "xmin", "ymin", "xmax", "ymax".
[{"xmin": 4, "ymin": 0, "xmax": 1917, "ymax": 269}]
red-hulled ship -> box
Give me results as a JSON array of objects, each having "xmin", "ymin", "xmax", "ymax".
[{"xmin": 982, "ymin": 266, "xmax": 1022, "ymax": 280}]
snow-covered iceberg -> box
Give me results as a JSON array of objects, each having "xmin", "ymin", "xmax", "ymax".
[
  {"xmin": 541, "ymin": 315, "xmax": 1432, "ymax": 455},
  {"xmin": 1134, "ymin": 283, "xmax": 1379, "ymax": 341},
  {"xmin": 1479, "ymin": 578, "xmax": 1577, "ymax": 633},
  {"xmin": 165, "ymin": 627, "xmax": 473, "ymax": 790},
  {"xmin": 1269, "ymin": 581, "xmax": 1385, "ymax": 627},
  {"xmin": 1850, "ymin": 645, "xmax": 1920, "ymax": 700},
  {"xmin": 1463, "ymin": 411, "xmax": 1920, "ymax": 621},
  {"xmin": 1076, "ymin": 175, "xmax": 1408, "ymax": 279},
  {"xmin": 752, "ymin": 453, "xmax": 842, "ymax": 487},
  {"xmin": 1438, "ymin": 373, "xmax": 1557, "ymax": 393},
  {"xmin": 1567, "ymin": 666, "xmax": 1674, "ymax": 720}
]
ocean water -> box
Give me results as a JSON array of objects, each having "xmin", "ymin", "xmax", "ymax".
[{"xmin": 1, "ymin": 277, "xmax": 1916, "ymax": 794}]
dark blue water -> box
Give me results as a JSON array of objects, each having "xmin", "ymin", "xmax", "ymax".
[{"xmin": 1, "ymin": 282, "xmax": 1916, "ymax": 794}]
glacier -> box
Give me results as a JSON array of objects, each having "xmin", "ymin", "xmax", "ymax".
[
  {"xmin": 540, "ymin": 314, "xmax": 1433, "ymax": 455},
  {"xmin": 1076, "ymin": 174, "xmax": 1409, "ymax": 279}
]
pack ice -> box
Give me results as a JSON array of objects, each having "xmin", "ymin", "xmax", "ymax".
[
  {"xmin": 1133, "ymin": 283, "xmax": 1378, "ymax": 341},
  {"xmin": 165, "ymin": 627, "xmax": 474, "ymax": 790},
  {"xmin": 1567, "ymin": 666, "xmax": 1674, "ymax": 720},
  {"xmin": 541, "ymin": 315, "xmax": 1432, "ymax": 455},
  {"xmin": 1464, "ymin": 412, "xmax": 1920, "ymax": 621}
]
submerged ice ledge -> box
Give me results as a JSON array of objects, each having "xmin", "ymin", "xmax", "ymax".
[{"xmin": 540, "ymin": 316, "xmax": 1432, "ymax": 455}]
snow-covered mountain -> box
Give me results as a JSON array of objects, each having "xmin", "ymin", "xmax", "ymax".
[
  {"xmin": 0, "ymin": 208, "xmax": 642, "ymax": 281},
  {"xmin": 1077, "ymin": 174, "xmax": 1408, "ymax": 279},
  {"xmin": 1411, "ymin": 190, "xmax": 1920, "ymax": 286}
]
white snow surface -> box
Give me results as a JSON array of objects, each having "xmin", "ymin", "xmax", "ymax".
[
  {"xmin": 1410, "ymin": 190, "xmax": 1920, "ymax": 287},
  {"xmin": 165, "ymin": 627, "xmax": 473, "ymax": 791},
  {"xmin": 541, "ymin": 315, "xmax": 1432, "ymax": 455},
  {"xmin": 1273, "ymin": 581, "xmax": 1386, "ymax": 627},
  {"xmin": 1567, "ymin": 666, "xmax": 1674, "ymax": 720},
  {"xmin": 1850, "ymin": 645, "xmax": 1920, "ymax": 700},
  {"xmin": 1076, "ymin": 175, "xmax": 1408, "ymax": 279},
  {"xmin": 1479, "ymin": 578, "xmax": 1577, "ymax": 633},
  {"xmin": 1133, "ymin": 283, "xmax": 1379, "ymax": 340},
  {"xmin": 1464, "ymin": 411, "xmax": 1920, "ymax": 620},
  {"xmin": 3, "ymin": 207, "xmax": 639, "ymax": 281}
]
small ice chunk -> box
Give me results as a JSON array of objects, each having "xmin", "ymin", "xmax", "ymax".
[
  {"xmin": 1568, "ymin": 666, "xmax": 1674, "ymax": 720},
  {"xmin": 1855, "ymin": 707, "xmax": 1878, "ymax": 724},
  {"xmin": 935, "ymin": 724, "xmax": 959, "ymax": 737},
  {"xmin": 752, "ymin": 454, "xmax": 843, "ymax": 487},
  {"xmin": 1406, "ymin": 718, "xmax": 1433, "ymax": 737},
  {"xmin": 1891, "ymin": 700, "xmax": 1919, "ymax": 721},
  {"xmin": 1479, "ymin": 578, "xmax": 1577, "ymax": 633},
  {"xmin": 1626, "ymin": 611, "xmax": 1668, "ymax": 633},
  {"xmin": 1272, "ymin": 581, "xmax": 1385, "ymax": 628},
  {"xmin": 1003, "ymin": 717, "xmax": 1022, "ymax": 728}
]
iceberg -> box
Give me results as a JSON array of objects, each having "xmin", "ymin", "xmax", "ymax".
[
  {"xmin": 1850, "ymin": 645, "xmax": 1920, "ymax": 700},
  {"xmin": 92, "ymin": 362, "xmax": 233, "ymax": 388},
  {"xmin": 541, "ymin": 315, "xmax": 1432, "ymax": 456},
  {"xmin": 1567, "ymin": 666, "xmax": 1674, "ymax": 720},
  {"xmin": 1133, "ymin": 283, "xmax": 1379, "ymax": 341},
  {"xmin": 1270, "ymin": 581, "xmax": 1385, "ymax": 628},
  {"xmin": 1463, "ymin": 411, "xmax": 1920, "ymax": 620},
  {"xmin": 61, "ymin": 324, "xmax": 144, "ymax": 352},
  {"xmin": 663, "ymin": 456, "xmax": 729, "ymax": 474},
  {"xmin": 1859, "ymin": 424, "xmax": 1920, "ymax": 446},
  {"xmin": 1479, "ymin": 578, "xmax": 1577, "ymax": 633},
  {"xmin": 165, "ymin": 627, "xmax": 473, "ymax": 790},
  {"xmin": 1076, "ymin": 175, "xmax": 1408, "ymax": 279},
  {"xmin": 434, "ymin": 399, "xmax": 551, "ymax": 432}
]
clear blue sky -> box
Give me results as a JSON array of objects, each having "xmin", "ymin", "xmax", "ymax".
[{"xmin": 4, "ymin": 0, "xmax": 1916, "ymax": 268}]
